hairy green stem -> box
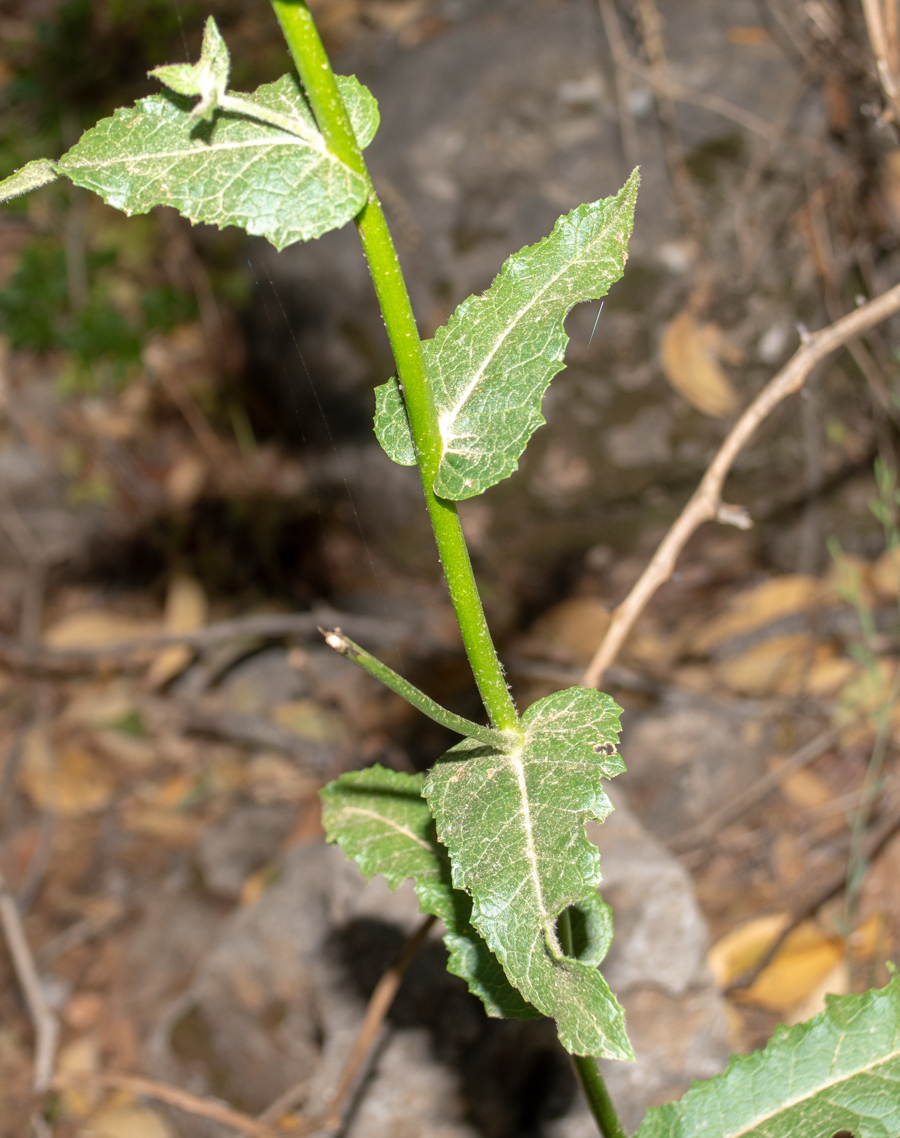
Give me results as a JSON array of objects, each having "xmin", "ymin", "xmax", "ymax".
[
  {"xmin": 321, "ymin": 628, "xmax": 509, "ymax": 747},
  {"xmin": 558, "ymin": 908, "xmax": 627, "ymax": 1138},
  {"xmin": 271, "ymin": 0, "xmax": 519, "ymax": 734}
]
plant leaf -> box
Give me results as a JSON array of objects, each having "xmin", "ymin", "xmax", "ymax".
[
  {"xmin": 56, "ymin": 73, "xmax": 378, "ymax": 249},
  {"xmin": 423, "ymin": 686, "xmax": 632, "ymax": 1058},
  {"xmin": 374, "ymin": 170, "xmax": 638, "ymax": 498},
  {"xmin": 0, "ymin": 159, "xmax": 59, "ymax": 203},
  {"xmin": 149, "ymin": 15, "xmax": 231, "ymax": 121},
  {"xmin": 320, "ymin": 764, "xmax": 539, "ymax": 1019},
  {"xmin": 635, "ymin": 970, "xmax": 900, "ymax": 1138}
]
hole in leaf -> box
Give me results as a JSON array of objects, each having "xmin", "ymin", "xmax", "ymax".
[
  {"xmin": 555, "ymin": 896, "xmax": 614, "ymax": 965},
  {"xmin": 557, "ymin": 904, "xmax": 588, "ymax": 959},
  {"xmin": 831, "ymin": 1132, "xmax": 855, "ymax": 1138}
]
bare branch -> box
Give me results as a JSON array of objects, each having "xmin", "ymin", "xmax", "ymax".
[
  {"xmin": 582, "ymin": 280, "xmax": 900, "ymax": 689},
  {"xmin": 597, "ymin": 0, "xmax": 639, "ymax": 166},
  {"xmin": 52, "ymin": 1072, "xmax": 274, "ymax": 1136},
  {"xmin": 0, "ymin": 868, "xmax": 59, "ymax": 1092},
  {"xmin": 0, "ymin": 608, "xmax": 417, "ymax": 674},
  {"xmin": 669, "ymin": 728, "xmax": 839, "ymax": 853},
  {"xmin": 258, "ymin": 914, "xmax": 437, "ymax": 1135},
  {"xmin": 862, "ymin": 0, "xmax": 900, "ymax": 123}
]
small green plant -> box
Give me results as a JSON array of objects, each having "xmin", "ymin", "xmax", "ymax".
[{"xmin": 3, "ymin": 6, "xmax": 899, "ymax": 1134}]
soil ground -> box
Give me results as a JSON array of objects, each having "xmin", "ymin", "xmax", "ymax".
[{"xmin": 1, "ymin": 1, "xmax": 900, "ymax": 1135}]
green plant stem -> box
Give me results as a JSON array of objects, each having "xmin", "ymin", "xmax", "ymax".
[
  {"xmin": 271, "ymin": 0, "xmax": 519, "ymax": 734},
  {"xmin": 321, "ymin": 628, "xmax": 509, "ymax": 747},
  {"xmin": 558, "ymin": 908, "xmax": 627, "ymax": 1138}
]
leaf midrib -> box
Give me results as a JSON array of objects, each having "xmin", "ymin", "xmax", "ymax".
[
  {"xmin": 505, "ymin": 741, "xmax": 550, "ymax": 931},
  {"xmin": 437, "ymin": 206, "xmax": 623, "ymax": 455},
  {"xmin": 722, "ymin": 1039, "xmax": 900, "ymax": 1138},
  {"xmin": 61, "ymin": 133, "xmax": 333, "ymax": 174}
]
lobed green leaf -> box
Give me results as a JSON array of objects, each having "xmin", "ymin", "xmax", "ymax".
[
  {"xmin": 320, "ymin": 764, "xmax": 539, "ymax": 1019},
  {"xmin": 423, "ymin": 686, "xmax": 633, "ymax": 1059},
  {"xmin": 55, "ymin": 73, "xmax": 379, "ymax": 250},
  {"xmin": 635, "ymin": 971, "xmax": 900, "ymax": 1138},
  {"xmin": 374, "ymin": 169, "xmax": 638, "ymax": 498}
]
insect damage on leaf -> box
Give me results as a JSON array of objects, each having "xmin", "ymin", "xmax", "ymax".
[
  {"xmin": 320, "ymin": 764, "xmax": 539, "ymax": 1020},
  {"xmin": 423, "ymin": 686, "xmax": 633, "ymax": 1059},
  {"xmin": 635, "ymin": 969, "xmax": 900, "ymax": 1138},
  {"xmin": 374, "ymin": 169, "xmax": 638, "ymax": 498},
  {"xmin": 53, "ymin": 65, "xmax": 379, "ymax": 250}
]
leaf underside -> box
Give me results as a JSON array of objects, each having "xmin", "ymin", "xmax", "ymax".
[
  {"xmin": 374, "ymin": 169, "xmax": 638, "ymax": 499},
  {"xmin": 635, "ymin": 971, "xmax": 900, "ymax": 1138},
  {"xmin": 57, "ymin": 73, "xmax": 378, "ymax": 250},
  {"xmin": 424, "ymin": 686, "xmax": 632, "ymax": 1059},
  {"xmin": 320, "ymin": 765, "xmax": 539, "ymax": 1019}
]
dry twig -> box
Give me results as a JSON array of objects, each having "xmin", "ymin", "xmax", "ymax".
[
  {"xmin": 258, "ymin": 913, "xmax": 437, "ymax": 1135},
  {"xmin": 862, "ymin": 0, "xmax": 900, "ymax": 123},
  {"xmin": 0, "ymin": 608, "xmax": 415, "ymax": 673},
  {"xmin": 597, "ymin": 0, "xmax": 639, "ymax": 166},
  {"xmin": 0, "ymin": 867, "xmax": 59, "ymax": 1092},
  {"xmin": 633, "ymin": 0, "xmax": 704, "ymax": 259},
  {"xmin": 726, "ymin": 792, "xmax": 900, "ymax": 995},
  {"xmin": 582, "ymin": 280, "xmax": 900, "ymax": 688},
  {"xmin": 669, "ymin": 728, "xmax": 839, "ymax": 853},
  {"xmin": 52, "ymin": 1072, "xmax": 273, "ymax": 1136}
]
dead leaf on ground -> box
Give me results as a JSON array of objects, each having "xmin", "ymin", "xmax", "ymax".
[
  {"xmin": 81, "ymin": 1104, "xmax": 175, "ymax": 1138},
  {"xmin": 146, "ymin": 574, "xmax": 208, "ymax": 689},
  {"xmin": 44, "ymin": 610, "xmax": 159, "ymax": 650},
  {"xmin": 246, "ymin": 753, "xmax": 319, "ymax": 804},
  {"xmin": 710, "ymin": 915, "xmax": 851, "ymax": 1014},
  {"xmin": 89, "ymin": 729, "xmax": 157, "ymax": 771},
  {"xmin": 61, "ymin": 681, "xmax": 140, "ymax": 730},
  {"xmin": 727, "ymin": 25, "xmax": 771, "ymax": 44},
  {"xmin": 120, "ymin": 774, "xmax": 208, "ymax": 845},
  {"xmin": 691, "ymin": 575, "xmax": 824, "ymax": 654},
  {"xmin": 165, "ymin": 450, "xmax": 208, "ymax": 508},
  {"xmin": 824, "ymin": 551, "xmax": 876, "ymax": 609},
  {"xmin": 270, "ymin": 699, "xmax": 347, "ymax": 743},
  {"xmin": 64, "ymin": 992, "xmax": 106, "ymax": 1031},
  {"xmin": 119, "ymin": 804, "xmax": 205, "ymax": 846},
  {"xmin": 834, "ymin": 656, "xmax": 897, "ymax": 743},
  {"xmin": 783, "ymin": 957, "xmax": 848, "ymax": 1024},
  {"xmin": 871, "ymin": 545, "xmax": 900, "ymax": 600},
  {"xmin": 239, "ymin": 863, "xmax": 282, "ymax": 906},
  {"xmin": 877, "ymin": 149, "xmax": 900, "ymax": 235},
  {"xmin": 708, "ymin": 912, "xmax": 789, "ymax": 988},
  {"xmin": 523, "ymin": 597, "xmax": 611, "ymax": 666},
  {"xmin": 19, "ymin": 730, "xmax": 116, "ymax": 816},
  {"xmin": 659, "ymin": 310, "xmax": 740, "ymax": 418},
  {"xmin": 57, "ymin": 1035, "xmax": 100, "ymax": 1118},
  {"xmin": 767, "ymin": 755, "xmax": 832, "ymax": 809},
  {"xmin": 804, "ymin": 652, "xmax": 857, "ymax": 697},
  {"xmin": 712, "ymin": 633, "xmax": 816, "ymax": 696}
]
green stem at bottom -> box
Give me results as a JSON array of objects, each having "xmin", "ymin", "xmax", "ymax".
[
  {"xmin": 558, "ymin": 908, "xmax": 628, "ymax": 1138},
  {"xmin": 570, "ymin": 1054, "xmax": 628, "ymax": 1138}
]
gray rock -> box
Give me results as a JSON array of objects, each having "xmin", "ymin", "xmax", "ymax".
[
  {"xmin": 618, "ymin": 692, "xmax": 769, "ymax": 841},
  {"xmin": 146, "ymin": 793, "xmax": 727, "ymax": 1137},
  {"xmin": 552, "ymin": 797, "xmax": 730, "ymax": 1136},
  {"xmin": 196, "ymin": 801, "xmax": 299, "ymax": 899}
]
